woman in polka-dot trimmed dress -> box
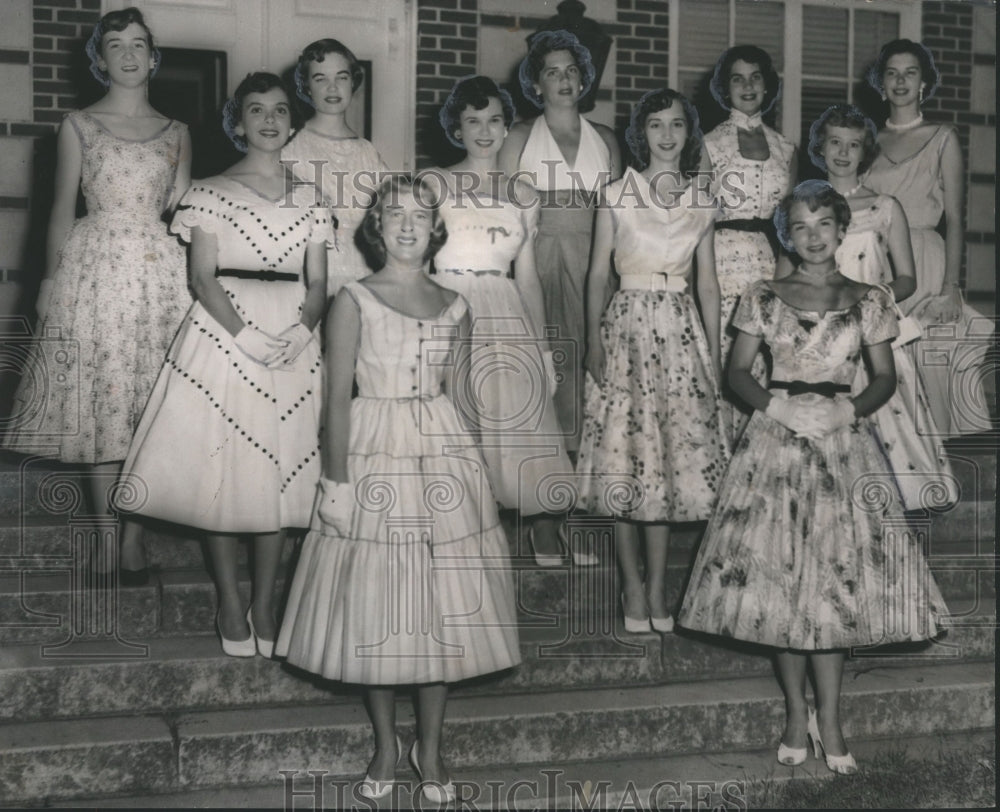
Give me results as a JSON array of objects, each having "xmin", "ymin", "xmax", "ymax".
[{"xmin": 120, "ymin": 73, "xmax": 331, "ymax": 658}]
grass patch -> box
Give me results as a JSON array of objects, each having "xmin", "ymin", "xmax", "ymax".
[{"xmin": 744, "ymin": 738, "xmax": 995, "ymax": 809}]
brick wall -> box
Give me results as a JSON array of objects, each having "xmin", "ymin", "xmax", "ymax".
[
  {"xmin": 415, "ymin": 0, "xmax": 479, "ymax": 169},
  {"xmin": 921, "ymin": 2, "xmax": 995, "ymax": 295},
  {"xmin": 612, "ymin": 0, "xmax": 669, "ymax": 140},
  {"xmin": 31, "ymin": 0, "xmax": 102, "ymax": 128},
  {"xmin": 413, "ymin": 0, "xmax": 671, "ymax": 169},
  {"xmin": 0, "ymin": 0, "xmax": 100, "ymax": 301}
]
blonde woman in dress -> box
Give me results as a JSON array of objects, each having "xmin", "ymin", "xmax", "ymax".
[
  {"xmin": 277, "ymin": 175, "xmax": 520, "ymax": 803},
  {"xmin": 680, "ymin": 181, "xmax": 947, "ymax": 775},
  {"xmin": 779, "ymin": 104, "xmax": 957, "ymax": 511}
]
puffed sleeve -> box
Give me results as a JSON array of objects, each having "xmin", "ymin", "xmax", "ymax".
[
  {"xmin": 860, "ymin": 285, "xmax": 900, "ymax": 346},
  {"xmin": 169, "ymin": 184, "xmax": 221, "ymax": 243},
  {"xmin": 731, "ymin": 281, "xmax": 767, "ymax": 337}
]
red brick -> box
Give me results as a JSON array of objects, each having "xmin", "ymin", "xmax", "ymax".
[
  {"xmin": 34, "ymin": 22, "xmax": 77, "ymax": 36},
  {"xmin": 33, "ymin": 37, "xmax": 53, "ymax": 49},
  {"xmin": 618, "ymin": 12, "xmax": 652, "ymax": 24},
  {"xmin": 34, "ymin": 51, "xmax": 71, "ymax": 65},
  {"xmin": 54, "ymin": 9, "xmax": 100, "ymax": 23},
  {"xmin": 33, "ymin": 66, "xmax": 53, "ymax": 79},
  {"xmin": 32, "ymin": 6, "xmax": 53, "ymax": 20},
  {"xmin": 440, "ymin": 37, "xmax": 475, "ymax": 51},
  {"xmin": 420, "ymin": 23, "xmax": 459, "ymax": 35},
  {"xmin": 439, "ymin": 62, "xmax": 471, "ymax": 77},
  {"xmin": 419, "ymin": 49, "xmax": 457, "ymax": 63},
  {"xmin": 34, "ymin": 95, "xmax": 53, "ymax": 108},
  {"xmin": 439, "ymin": 10, "xmax": 476, "ymax": 24}
]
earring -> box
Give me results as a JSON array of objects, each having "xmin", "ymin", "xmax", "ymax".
[
  {"xmin": 919, "ymin": 85, "xmax": 924, "ymax": 105},
  {"xmin": 454, "ymin": 131, "xmax": 463, "ymax": 141},
  {"xmin": 881, "ymin": 90, "xmax": 887, "ymax": 102}
]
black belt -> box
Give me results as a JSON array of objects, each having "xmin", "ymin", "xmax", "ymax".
[
  {"xmin": 770, "ymin": 380, "xmax": 851, "ymax": 398},
  {"xmin": 716, "ymin": 217, "xmax": 780, "ymax": 258},
  {"xmin": 216, "ymin": 268, "xmax": 298, "ymax": 282}
]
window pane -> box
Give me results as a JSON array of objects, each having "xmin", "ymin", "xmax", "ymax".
[
  {"xmin": 677, "ymin": 0, "xmax": 729, "ymax": 69},
  {"xmin": 854, "ymin": 10, "xmax": 899, "ymax": 82},
  {"xmin": 734, "ymin": 1, "xmax": 785, "ymax": 71},
  {"xmin": 803, "ymin": 5, "xmax": 848, "ymax": 77}
]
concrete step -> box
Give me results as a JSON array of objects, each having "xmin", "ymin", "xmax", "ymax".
[
  {"xmin": 0, "ymin": 598, "xmax": 991, "ymax": 723},
  {"xmin": 1, "ymin": 537, "xmax": 993, "ymax": 646},
  {"xmin": 55, "ymin": 728, "xmax": 997, "ymax": 809},
  {"xmin": 0, "ymin": 660, "xmax": 991, "ymax": 803}
]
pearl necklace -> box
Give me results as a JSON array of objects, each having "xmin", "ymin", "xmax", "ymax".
[
  {"xmin": 842, "ymin": 182, "xmax": 864, "ymax": 198},
  {"xmin": 885, "ymin": 114, "xmax": 924, "ymax": 132}
]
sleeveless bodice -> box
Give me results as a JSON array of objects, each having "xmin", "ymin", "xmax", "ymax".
[
  {"xmin": 836, "ymin": 194, "xmax": 895, "ymax": 287},
  {"xmin": 865, "ymin": 126, "xmax": 952, "ymax": 231},
  {"xmin": 70, "ymin": 110, "xmax": 185, "ymax": 222},
  {"xmin": 434, "ymin": 191, "xmax": 527, "ymax": 272},
  {"xmin": 346, "ymin": 283, "xmax": 468, "ymax": 400}
]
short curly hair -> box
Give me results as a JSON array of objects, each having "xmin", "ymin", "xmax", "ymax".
[
  {"xmin": 867, "ymin": 38, "xmax": 940, "ymax": 102},
  {"xmin": 624, "ymin": 88, "xmax": 703, "ymax": 176},
  {"xmin": 294, "ymin": 38, "xmax": 365, "ymax": 108},
  {"xmin": 774, "ymin": 180, "xmax": 852, "ymax": 253},
  {"xmin": 356, "ymin": 174, "xmax": 448, "ymax": 271},
  {"xmin": 710, "ymin": 44, "xmax": 782, "ymax": 114},
  {"xmin": 807, "ymin": 104, "xmax": 880, "ymax": 175},
  {"xmin": 518, "ymin": 29, "xmax": 596, "ymax": 109},
  {"xmin": 222, "ymin": 72, "xmax": 297, "ymax": 153},
  {"xmin": 85, "ymin": 6, "xmax": 160, "ymax": 87},
  {"xmin": 438, "ymin": 75, "xmax": 516, "ymax": 149}
]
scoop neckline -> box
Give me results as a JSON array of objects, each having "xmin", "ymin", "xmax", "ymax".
[
  {"xmin": 80, "ymin": 110, "xmax": 173, "ymax": 143},
  {"xmin": 357, "ymin": 281, "xmax": 457, "ymax": 321},
  {"xmin": 762, "ymin": 281, "xmax": 873, "ymax": 319}
]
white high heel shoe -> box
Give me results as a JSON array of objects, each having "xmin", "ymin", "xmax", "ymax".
[
  {"xmin": 246, "ymin": 605, "xmax": 274, "ymax": 659},
  {"xmin": 807, "ymin": 708, "xmax": 857, "ymax": 775},
  {"xmin": 409, "ymin": 740, "xmax": 456, "ymax": 804},
  {"xmin": 359, "ymin": 734, "xmax": 403, "ymax": 800}
]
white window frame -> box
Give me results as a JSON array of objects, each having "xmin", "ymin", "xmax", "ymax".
[{"xmin": 668, "ymin": 0, "xmax": 922, "ymax": 143}]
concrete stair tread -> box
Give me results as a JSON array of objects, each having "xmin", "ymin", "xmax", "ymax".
[
  {"xmin": 1, "ymin": 660, "xmax": 991, "ymax": 803},
  {"xmin": 3, "ymin": 660, "xmax": 991, "ymax": 749},
  {"xmin": 54, "ymin": 728, "xmax": 997, "ymax": 809},
  {"xmin": 0, "ymin": 713, "xmax": 173, "ymax": 748}
]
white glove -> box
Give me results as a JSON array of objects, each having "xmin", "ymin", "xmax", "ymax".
[
  {"xmin": 270, "ymin": 323, "xmax": 313, "ymax": 368},
  {"xmin": 542, "ymin": 350, "xmax": 558, "ymax": 399},
  {"xmin": 815, "ymin": 398, "xmax": 857, "ymax": 434},
  {"xmin": 36, "ymin": 279, "xmax": 55, "ymax": 322},
  {"xmin": 234, "ymin": 326, "xmax": 287, "ymax": 366},
  {"xmin": 914, "ymin": 286, "xmax": 962, "ymax": 325},
  {"xmin": 317, "ymin": 478, "xmax": 354, "ymax": 536},
  {"xmin": 764, "ymin": 396, "xmax": 827, "ymax": 440}
]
